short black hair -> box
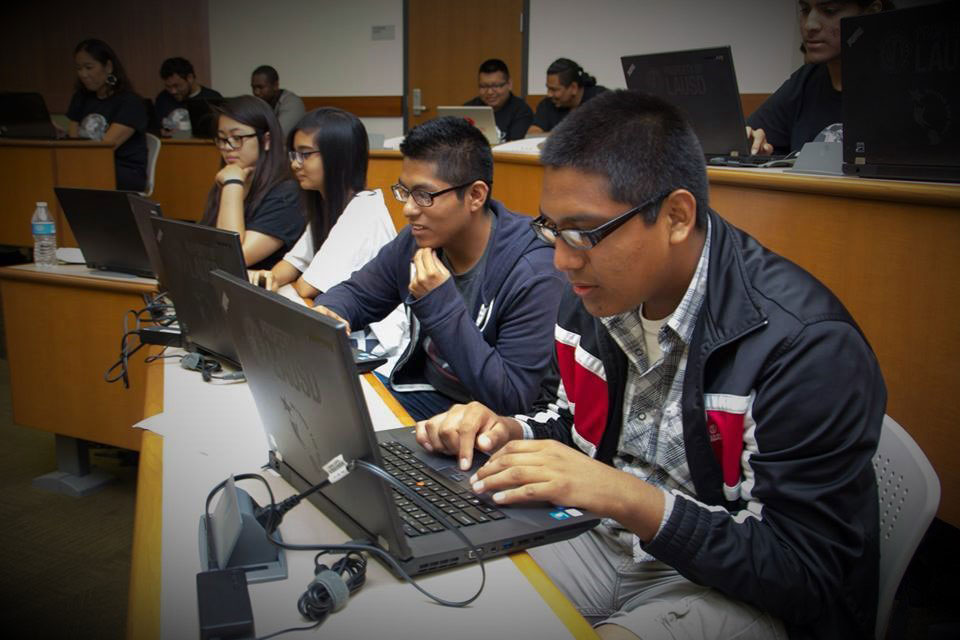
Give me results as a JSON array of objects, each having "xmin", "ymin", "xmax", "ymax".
[
  {"xmin": 541, "ymin": 89, "xmax": 708, "ymax": 228},
  {"xmin": 159, "ymin": 57, "xmax": 195, "ymax": 80},
  {"xmin": 546, "ymin": 58, "xmax": 597, "ymax": 89},
  {"xmin": 251, "ymin": 65, "xmax": 279, "ymax": 84},
  {"xmin": 478, "ymin": 58, "xmax": 510, "ymax": 79},
  {"xmin": 400, "ymin": 116, "xmax": 494, "ymax": 205}
]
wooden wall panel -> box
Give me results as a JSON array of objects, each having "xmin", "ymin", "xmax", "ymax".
[
  {"xmin": 301, "ymin": 96, "xmax": 403, "ymax": 118},
  {"xmin": 6, "ymin": 1, "xmax": 210, "ymax": 113}
]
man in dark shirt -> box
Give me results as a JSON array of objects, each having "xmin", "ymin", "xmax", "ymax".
[
  {"xmin": 528, "ymin": 58, "xmax": 607, "ymax": 135},
  {"xmin": 154, "ymin": 57, "xmax": 222, "ymax": 137},
  {"xmin": 463, "ymin": 58, "xmax": 533, "ymax": 142}
]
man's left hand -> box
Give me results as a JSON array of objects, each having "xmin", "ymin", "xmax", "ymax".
[{"xmin": 409, "ymin": 248, "xmax": 451, "ymax": 299}]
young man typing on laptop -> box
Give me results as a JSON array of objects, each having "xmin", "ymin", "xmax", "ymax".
[
  {"xmin": 313, "ymin": 116, "xmax": 564, "ymax": 421},
  {"xmin": 417, "ymin": 91, "xmax": 885, "ymax": 639}
]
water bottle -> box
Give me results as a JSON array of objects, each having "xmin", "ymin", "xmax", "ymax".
[{"xmin": 31, "ymin": 201, "xmax": 57, "ymax": 268}]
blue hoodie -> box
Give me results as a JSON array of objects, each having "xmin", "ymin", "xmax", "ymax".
[{"xmin": 315, "ymin": 199, "xmax": 564, "ymax": 415}]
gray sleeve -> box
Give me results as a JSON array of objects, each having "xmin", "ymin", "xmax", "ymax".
[{"xmin": 276, "ymin": 91, "xmax": 306, "ymax": 137}]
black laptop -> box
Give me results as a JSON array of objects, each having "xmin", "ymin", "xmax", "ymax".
[
  {"xmin": 841, "ymin": 2, "xmax": 960, "ymax": 182},
  {"xmin": 0, "ymin": 92, "xmax": 58, "ymax": 139},
  {"xmin": 54, "ymin": 187, "xmax": 157, "ymax": 278},
  {"xmin": 126, "ymin": 194, "xmax": 168, "ymax": 288},
  {"xmin": 185, "ymin": 96, "xmax": 226, "ymax": 139},
  {"xmin": 621, "ymin": 46, "xmax": 777, "ymax": 162},
  {"xmin": 209, "ymin": 269, "xmax": 600, "ymax": 577}
]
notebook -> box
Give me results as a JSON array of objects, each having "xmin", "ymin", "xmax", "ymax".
[
  {"xmin": 621, "ymin": 46, "xmax": 763, "ymax": 160},
  {"xmin": 0, "ymin": 92, "xmax": 58, "ymax": 139},
  {"xmin": 53, "ymin": 187, "xmax": 157, "ymax": 278},
  {"xmin": 841, "ymin": 2, "xmax": 960, "ymax": 182},
  {"xmin": 436, "ymin": 106, "xmax": 500, "ymax": 146},
  {"xmin": 209, "ymin": 269, "xmax": 600, "ymax": 576}
]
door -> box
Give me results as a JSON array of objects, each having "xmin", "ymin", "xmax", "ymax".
[{"xmin": 406, "ymin": 0, "xmax": 526, "ymax": 130}]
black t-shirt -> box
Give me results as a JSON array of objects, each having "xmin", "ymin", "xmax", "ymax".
[
  {"xmin": 464, "ymin": 93, "xmax": 534, "ymax": 142},
  {"xmin": 67, "ymin": 90, "xmax": 149, "ymax": 191},
  {"xmin": 244, "ymin": 179, "xmax": 305, "ymax": 271},
  {"xmin": 531, "ymin": 85, "xmax": 607, "ymax": 133},
  {"xmin": 746, "ymin": 64, "xmax": 840, "ymax": 155},
  {"xmin": 153, "ymin": 85, "xmax": 222, "ymax": 130}
]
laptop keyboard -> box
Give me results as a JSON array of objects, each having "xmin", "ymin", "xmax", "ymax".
[{"xmin": 379, "ymin": 441, "xmax": 506, "ymax": 537}]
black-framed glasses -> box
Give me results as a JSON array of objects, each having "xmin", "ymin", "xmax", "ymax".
[
  {"xmin": 288, "ymin": 149, "xmax": 322, "ymax": 165},
  {"xmin": 391, "ymin": 180, "xmax": 480, "ymax": 207},
  {"xmin": 213, "ymin": 133, "xmax": 258, "ymax": 150},
  {"xmin": 530, "ymin": 189, "xmax": 674, "ymax": 250},
  {"xmin": 478, "ymin": 81, "xmax": 508, "ymax": 91}
]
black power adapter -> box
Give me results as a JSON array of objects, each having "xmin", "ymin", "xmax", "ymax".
[{"xmin": 196, "ymin": 568, "xmax": 255, "ymax": 639}]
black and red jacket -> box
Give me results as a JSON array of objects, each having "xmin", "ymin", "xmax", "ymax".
[{"xmin": 524, "ymin": 211, "xmax": 885, "ymax": 639}]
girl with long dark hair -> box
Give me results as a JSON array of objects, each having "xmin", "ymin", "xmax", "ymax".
[
  {"xmin": 201, "ymin": 95, "xmax": 304, "ymax": 270},
  {"xmin": 67, "ymin": 39, "xmax": 148, "ymax": 191}
]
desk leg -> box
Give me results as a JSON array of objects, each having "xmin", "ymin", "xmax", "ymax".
[{"xmin": 31, "ymin": 434, "xmax": 114, "ymax": 496}]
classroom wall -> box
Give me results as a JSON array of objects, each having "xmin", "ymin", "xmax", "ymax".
[{"xmin": 527, "ymin": 0, "xmax": 803, "ymax": 94}]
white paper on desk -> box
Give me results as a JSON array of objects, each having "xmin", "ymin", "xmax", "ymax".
[
  {"xmin": 494, "ymin": 136, "xmax": 546, "ymax": 155},
  {"xmin": 56, "ymin": 247, "xmax": 85, "ymax": 264}
]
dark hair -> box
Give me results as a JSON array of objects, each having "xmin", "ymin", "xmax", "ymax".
[
  {"xmin": 251, "ymin": 65, "xmax": 279, "ymax": 85},
  {"xmin": 400, "ymin": 116, "xmax": 494, "ymax": 206},
  {"xmin": 541, "ymin": 90, "xmax": 708, "ymax": 228},
  {"xmin": 200, "ymin": 95, "xmax": 292, "ymax": 226},
  {"xmin": 290, "ymin": 108, "xmax": 369, "ymax": 252},
  {"xmin": 73, "ymin": 39, "xmax": 134, "ymax": 95},
  {"xmin": 478, "ymin": 58, "xmax": 510, "ymax": 79},
  {"xmin": 850, "ymin": 0, "xmax": 895, "ymax": 9},
  {"xmin": 546, "ymin": 58, "xmax": 597, "ymax": 89},
  {"xmin": 160, "ymin": 57, "xmax": 195, "ymax": 80}
]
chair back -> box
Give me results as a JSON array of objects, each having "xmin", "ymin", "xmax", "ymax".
[
  {"xmin": 142, "ymin": 133, "xmax": 162, "ymax": 197},
  {"xmin": 873, "ymin": 414, "xmax": 940, "ymax": 639}
]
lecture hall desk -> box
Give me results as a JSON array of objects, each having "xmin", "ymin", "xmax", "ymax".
[
  {"xmin": 148, "ymin": 137, "xmax": 221, "ymax": 221},
  {"xmin": 374, "ymin": 149, "xmax": 960, "ymax": 527},
  {"xmin": 0, "ymin": 138, "xmax": 115, "ymax": 248}
]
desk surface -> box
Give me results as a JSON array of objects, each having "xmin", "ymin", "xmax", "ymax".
[{"xmin": 128, "ymin": 356, "xmax": 596, "ymax": 640}]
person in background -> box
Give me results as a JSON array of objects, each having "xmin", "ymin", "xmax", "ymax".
[
  {"xmin": 527, "ymin": 58, "xmax": 607, "ymax": 136},
  {"xmin": 746, "ymin": 0, "xmax": 893, "ymax": 155},
  {"xmin": 418, "ymin": 90, "xmax": 885, "ymax": 639},
  {"xmin": 67, "ymin": 39, "xmax": 148, "ymax": 192},
  {"xmin": 312, "ymin": 117, "xmax": 565, "ymax": 421},
  {"xmin": 200, "ymin": 95, "xmax": 304, "ymax": 270},
  {"xmin": 153, "ymin": 57, "xmax": 222, "ymax": 137},
  {"xmin": 463, "ymin": 58, "xmax": 533, "ymax": 142},
  {"xmin": 247, "ymin": 108, "xmax": 406, "ymax": 363},
  {"xmin": 250, "ymin": 65, "xmax": 305, "ymax": 138}
]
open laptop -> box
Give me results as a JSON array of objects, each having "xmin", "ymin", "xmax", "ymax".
[
  {"xmin": 209, "ymin": 269, "xmax": 600, "ymax": 577},
  {"xmin": 185, "ymin": 96, "xmax": 226, "ymax": 139},
  {"xmin": 0, "ymin": 92, "xmax": 58, "ymax": 139},
  {"xmin": 621, "ymin": 46, "xmax": 776, "ymax": 162},
  {"xmin": 841, "ymin": 2, "xmax": 960, "ymax": 182},
  {"xmin": 54, "ymin": 187, "xmax": 157, "ymax": 278},
  {"xmin": 126, "ymin": 194, "xmax": 168, "ymax": 288},
  {"xmin": 436, "ymin": 106, "xmax": 500, "ymax": 146}
]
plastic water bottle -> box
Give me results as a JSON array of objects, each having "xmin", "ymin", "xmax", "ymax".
[{"xmin": 31, "ymin": 201, "xmax": 57, "ymax": 268}]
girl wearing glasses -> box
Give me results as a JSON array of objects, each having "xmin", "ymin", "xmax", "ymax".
[
  {"xmin": 67, "ymin": 39, "xmax": 149, "ymax": 192},
  {"xmin": 200, "ymin": 95, "xmax": 304, "ymax": 270},
  {"xmin": 247, "ymin": 108, "xmax": 397, "ymax": 299}
]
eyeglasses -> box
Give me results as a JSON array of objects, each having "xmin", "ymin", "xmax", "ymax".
[
  {"xmin": 288, "ymin": 149, "xmax": 322, "ymax": 165},
  {"xmin": 391, "ymin": 180, "xmax": 480, "ymax": 207},
  {"xmin": 213, "ymin": 133, "xmax": 258, "ymax": 150},
  {"xmin": 530, "ymin": 190, "xmax": 674, "ymax": 250},
  {"xmin": 479, "ymin": 81, "xmax": 508, "ymax": 91}
]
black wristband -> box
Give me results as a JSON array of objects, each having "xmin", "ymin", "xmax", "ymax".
[{"xmin": 222, "ymin": 178, "xmax": 245, "ymax": 187}]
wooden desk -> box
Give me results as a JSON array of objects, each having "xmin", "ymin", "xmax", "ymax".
[
  {"xmin": 149, "ymin": 138, "xmax": 221, "ymax": 221},
  {"xmin": 127, "ymin": 357, "xmax": 596, "ymax": 640},
  {"xmin": 0, "ymin": 139, "xmax": 115, "ymax": 247},
  {"xmin": 368, "ymin": 149, "xmax": 960, "ymax": 526},
  {"xmin": 0, "ymin": 264, "xmax": 164, "ymax": 451}
]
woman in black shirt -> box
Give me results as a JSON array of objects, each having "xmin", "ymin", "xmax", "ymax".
[
  {"xmin": 200, "ymin": 96, "xmax": 304, "ymax": 270},
  {"xmin": 67, "ymin": 39, "xmax": 148, "ymax": 192}
]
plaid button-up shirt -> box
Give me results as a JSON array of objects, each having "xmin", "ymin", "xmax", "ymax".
[{"xmin": 597, "ymin": 217, "xmax": 711, "ymax": 560}]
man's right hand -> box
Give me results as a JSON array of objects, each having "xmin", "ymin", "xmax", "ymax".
[
  {"xmin": 745, "ymin": 126, "xmax": 773, "ymax": 155},
  {"xmin": 312, "ymin": 305, "xmax": 351, "ymax": 334},
  {"xmin": 415, "ymin": 402, "xmax": 524, "ymax": 471}
]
